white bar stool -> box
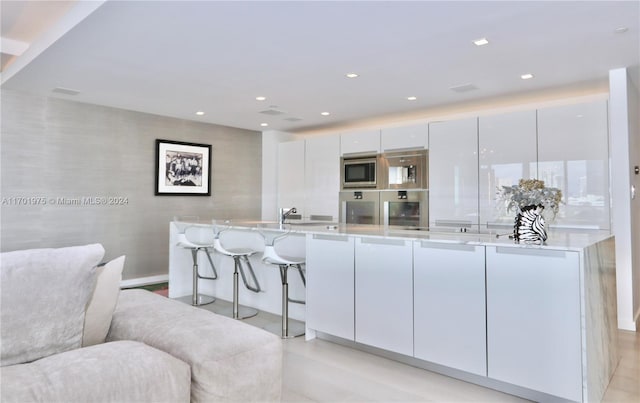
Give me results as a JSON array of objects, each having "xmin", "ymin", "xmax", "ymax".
[
  {"xmin": 259, "ymin": 228, "xmax": 306, "ymax": 338},
  {"xmin": 176, "ymin": 224, "xmax": 218, "ymax": 306},
  {"xmin": 212, "ymin": 222, "xmax": 262, "ymax": 319}
]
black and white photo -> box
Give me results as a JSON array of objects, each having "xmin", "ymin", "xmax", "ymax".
[{"xmin": 155, "ymin": 139, "xmax": 211, "ymax": 195}]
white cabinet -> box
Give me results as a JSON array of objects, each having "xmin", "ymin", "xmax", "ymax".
[
  {"xmin": 340, "ymin": 129, "xmax": 380, "ymax": 155},
  {"xmin": 486, "ymin": 246, "xmax": 582, "ymax": 402},
  {"xmin": 381, "ymin": 124, "xmax": 428, "ymax": 152},
  {"xmin": 277, "ymin": 140, "xmax": 305, "ymax": 217},
  {"xmin": 306, "ymin": 234, "xmax": 355, "ymax": 340},
  {"xmin": 478, "ymin": 110, "xmax": 537, "ymax": 228},
  {"xmin": 355, "ymin": 237, "xmax": 413, "ymax": 356},
  {"xmin": 413, "ymin": 242, "xmax": 486, "ymax": 376},
  {"xmin": 537, "ymin": 100, "xmax": 610, "ymax": 229},
  {"xmin": 428, "ymin": 118, "xmax": 479, "ymax": 230},
  {"xmin": 304, "ymin": 136, "xmax": 340, "ymax": 221}
]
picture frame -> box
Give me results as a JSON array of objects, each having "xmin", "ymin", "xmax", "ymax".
[{"xmin": 155, "ymin": 139, "xmax": 211, "ymax": 196}]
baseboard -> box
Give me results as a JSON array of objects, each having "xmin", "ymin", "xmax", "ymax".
[{"xmin": 120, "ymin": 274, "xmax": 169, "ymax": 289}]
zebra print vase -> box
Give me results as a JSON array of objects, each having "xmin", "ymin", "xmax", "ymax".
[{"xmin": 513, "ymin": 204, "xmax": 547, "ymax": 244}]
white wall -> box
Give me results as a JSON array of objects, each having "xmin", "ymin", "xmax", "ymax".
[
  {"xmin": 633, "ymin": 76, "xmax": 640, "ymax": 330},
  {"xmin": 1, "ymin": 89, "xmax": 263, "ymax": 281},
  {"xmin": 609, "ymin": 67, "xmax": 640, "ymax": 331}
]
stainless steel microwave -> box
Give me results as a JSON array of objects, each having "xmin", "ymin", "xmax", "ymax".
[{"xmin": 341, "ymin": 155, "xmax": 381, "ymax": 189}]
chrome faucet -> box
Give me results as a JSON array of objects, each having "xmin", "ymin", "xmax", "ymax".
[{"xmin": 279, "ymin": 207, "xmax": 297, "ymax": 225}]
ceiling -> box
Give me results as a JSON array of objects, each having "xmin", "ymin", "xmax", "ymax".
[{"xmin": 1, "ymin": 1, "xmax": 639, "ymax": 134}]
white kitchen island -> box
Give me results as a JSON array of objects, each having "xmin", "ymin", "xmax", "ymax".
[{"xmin": 168, "ymin": 220, "xmax": 618, "ymax": 403}]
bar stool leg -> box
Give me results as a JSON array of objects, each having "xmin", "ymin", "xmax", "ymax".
[
  {"xmin": 190, "ymin": 249, "xmax": 215, "ymax": 306},
  {"xmin": 233, "ymin": 256, "xmax": 241, "ymax": 319},
  {"xmin": 280, "ymin": 264, "xmax": 289, "ymax": 337},
  {"xmin": 268, "ymin": 264, "xmax": 304, "ymax": 339},
  {"xmin": 211, "ymin": 256, "xmax": 258, "ymax": 320},
  {"xmin": 192, "ymin": 249, "xmax": 199, "ymax": 306}
]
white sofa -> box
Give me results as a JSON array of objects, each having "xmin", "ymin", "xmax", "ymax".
[{"xmin": 0, "ymin": 244, "xmax": 282, "ymax": 402}]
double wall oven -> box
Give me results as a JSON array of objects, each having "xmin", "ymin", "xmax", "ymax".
[
  {"xmin": 380, "ymin": 189, "xmax": 428, "ymax": 228},
  {"xmin": 339, "ymin": 150, "xmax": 429, "ymax": 228},
  {"xmin": 340, "ymin": 190, "xmax": 380, "ymax": 225}
]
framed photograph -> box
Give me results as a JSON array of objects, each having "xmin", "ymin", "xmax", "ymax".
[{"xmin": 155, "ymin": 139, "xmax": 211, "ymax": 196}]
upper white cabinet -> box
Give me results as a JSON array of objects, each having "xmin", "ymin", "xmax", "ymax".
[
  {"xmin": 478, "ymin": 110, "xmax": 538, "ymax": 228},
  {"xmin": 537, "ymin": 100, "xmax": 610, "ymax": 229},
  {"xmin": 381, "ymin": 124, "xmax": 428, "ymax": 152},
  {"xmin": 428, "ymin": 118, "xmax": 479, "ymax": 230},
  {"xmin": 340, "ymin": 129, "xmax": 380, "ymax": 155},
  {"xmin": 355, "ymin": 237, "xmax": 413, "ymax": 356},
  {"xmin": 305, "ymin": 136, "xmax": 340, "ymax": 221},
  {"xmin": 413, "ymin": 242, "xmax": 486, "ymax": 376},
  {"xmin": 486, "ymin": 246, "xmax": 582, "ymax": 402},
  {"xmin": 306, "ymin": 234, "xmax": 355, "ymax": 340},
  {"xmin": 277, "ymin": 140, "xmax": 306, "ymax": 217}
]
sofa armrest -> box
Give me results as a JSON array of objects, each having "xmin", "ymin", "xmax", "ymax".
[{"xmin": 107, "ymin": 289, "xmax": 282, "ymax": 402}]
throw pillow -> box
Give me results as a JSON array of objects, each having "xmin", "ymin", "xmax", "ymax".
[
  {"xmin": 82, "ymin": 255, "xmax": 125, "ymax": 347},
  {"xmin": 0, "ymin": 244, "xmax": 105, "ymax": 366}
]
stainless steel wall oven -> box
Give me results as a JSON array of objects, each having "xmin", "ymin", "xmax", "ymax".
[
  {"xmin": 339, "ymin": 190, "xmax": 380, "ymax": 225},
  {"xmin": 380, "ymin": 190, "xmax": 428, "ymax": 229},
  {"xmin": 380, "ymin": 150, "xmax": 428, "ymax": 190}
]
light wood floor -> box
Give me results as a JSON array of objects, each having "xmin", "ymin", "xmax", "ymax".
[{"xmin": 185, "ymin": 297, "xmax": 640, "ymax": 402}]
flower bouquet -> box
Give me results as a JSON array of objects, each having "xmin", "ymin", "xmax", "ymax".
[{"xmin": 497, "ymin": 179, "xmax": 562, "ymax": 244}]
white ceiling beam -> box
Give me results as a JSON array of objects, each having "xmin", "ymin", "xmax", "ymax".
[
  {"xmin": 1, "ymin": 0, "xmax": 106, "ymax": 85},
  {"xmin": 1, "ymin": 37, "xmax": 29, "ymax": 56}
]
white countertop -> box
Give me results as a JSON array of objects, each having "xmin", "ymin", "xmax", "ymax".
[{"xmin": 173, "ymin": 219, "xmax": 613, "ymax": 252}]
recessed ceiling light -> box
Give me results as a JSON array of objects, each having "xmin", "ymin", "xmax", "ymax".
[
  {"xmin": 260, "ymin": 123, "xmax": 269, "ymax": 127},
  {"xmin": 407, "ymin": 96, "xmax": 417, "ymax": 101},
  {"xmin": 321, "ymin": 112, "xmax": 330, "ymax": 116},
  {"xmin": 521, "ymin": 73, "xmax": 534, "ymax": 80},
  {"xmin": 346, "ymin": 73, "xmax": 359, "ymax": 78},
  {"xmin": 614, "ymin": 27, "xmax": 629, "ymax": 34},
  {"xmin": 255, "ymin": 96, "xmax": 266, "ymax": 101},
  {"xmin": 195, "ymin": 111, "xmax": 205, "ymax": 116},
  {"xmin": 473, "ymin": 38, "xmax": 489, "ymax": 46}
]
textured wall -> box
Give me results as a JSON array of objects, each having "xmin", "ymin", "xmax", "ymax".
[{"xmin": 0, "ymin": 89, "xmax": 262, "ymax": 280}]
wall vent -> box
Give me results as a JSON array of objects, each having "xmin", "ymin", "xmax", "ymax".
[
  {"xmin": 259, "ymin": 109, "xmax": 285, "ymax": 116},
  {"xmin": 52, "ymin": 87, "xmax": 81, "ymax": 96},
  {"xmin": 449, "ymin": 83, "xmax": 478, "ymax": 93}
]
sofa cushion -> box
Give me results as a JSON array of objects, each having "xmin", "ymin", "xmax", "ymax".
[
  {"xmin": 0, "ymin": 340, "xmax": 191, "ymax": 403},
  {"xmin": 82, "ymin": 255, "xmax": 125, "ymax": 347},
  {"xmin": 108, "ymin": 289, "xmax": 283, "ymax": 402},
  {"xmin": 0, "ymin": 244, "xmax": 105, "ymax": 366}
]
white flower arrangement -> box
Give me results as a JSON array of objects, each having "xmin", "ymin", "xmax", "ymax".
[{"xmin": 497, "ymin": 179, "xmax": 563, "ymax": 220}]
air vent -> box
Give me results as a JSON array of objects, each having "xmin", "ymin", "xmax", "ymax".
[
  {"xmin": 284, "ymin": 117, "xmax": 303, "ymax": 122},
  {"xmin": 449, "ymin": 83, "xmax": 478, "ymax": 93},
  {"xmin": 52, "ymin": 87, "xmax": 80, "ymax": 96},
  {"xmin": 259, "ymin": 109, "xmax": 285, "ymax": 116}
]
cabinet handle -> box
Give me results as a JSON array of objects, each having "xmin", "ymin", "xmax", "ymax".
[
  {"xmin": 343, "ymin": 151, "xmax": 378, "ymax": 157},
  {"xmin": 494, "ymin": 246, "xmax": 567, "ymax": 258},
  {"xmin": 485, "ymin": 222, "xmax": 512, "ymax": 229},
  {"xmin": 360, "ymin": 237, "xmax": 406, "ymax": 246},
  {"xmin": 434, "ymin": 220, "xmax": 473, "ymax": 228},
  {"xmin": 419, "ymin": 241, "xmax": 477, "ymax": 252},
  {"xmin": 313, "ymin": 234, "xmax": 349, "ymax": 242},
  {"xmin": 309, "ymin": 215, "xmax": 333, "ymax": 221},
  {"xmin": 382, "ymin": 147, "xmax": 425, "ymax": 154}
]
